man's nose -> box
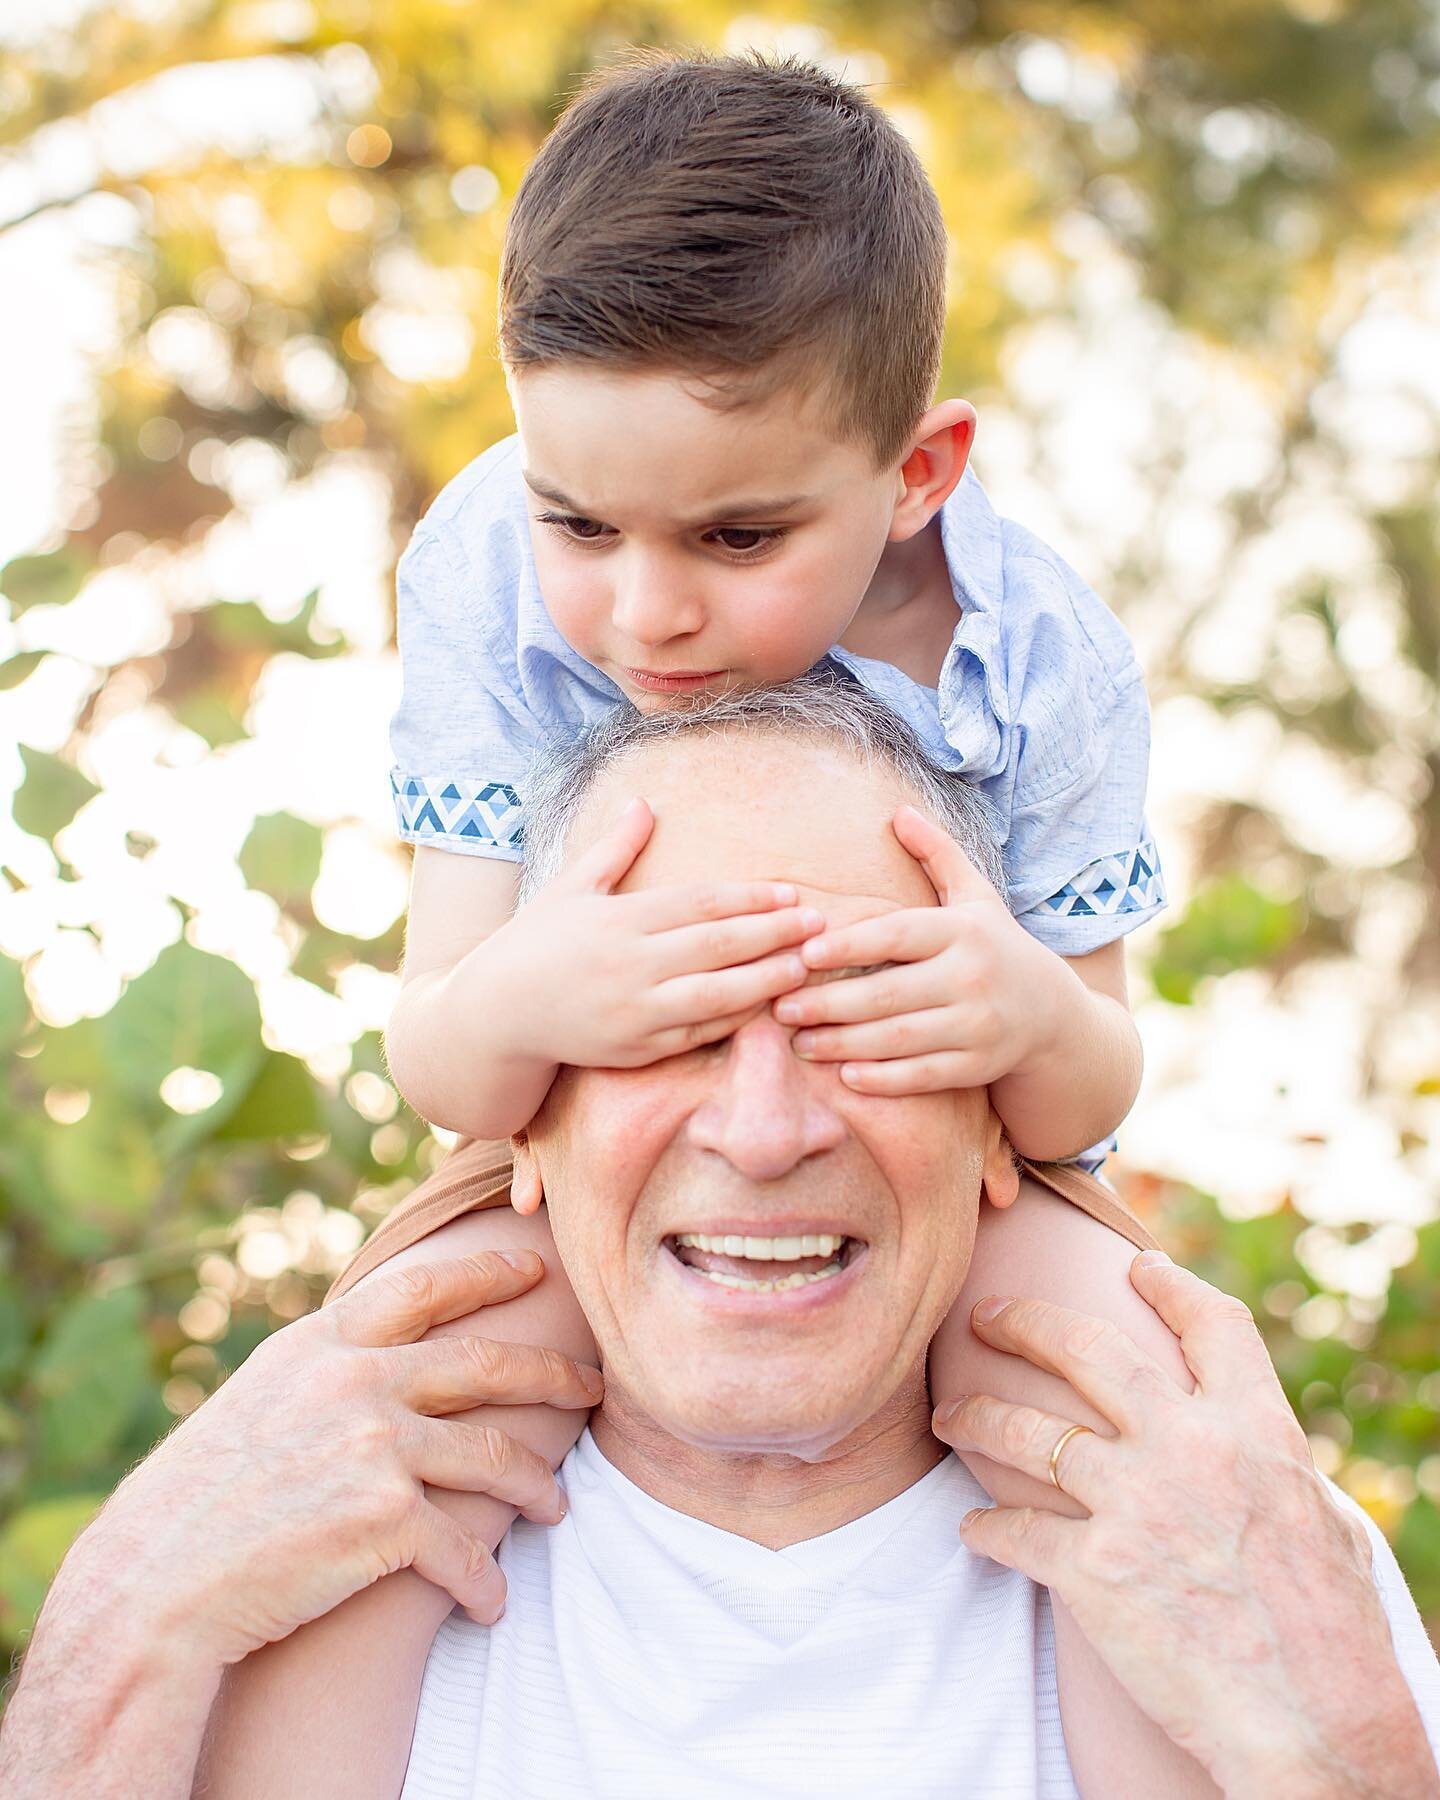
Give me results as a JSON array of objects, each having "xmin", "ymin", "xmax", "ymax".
[
  {"xmin": 611, "ymin": 552, "xmax": 704, "ymax": 648},
  {"xmin": 685, "ymin": 1012, "xmax": 846, "ymax": 1180}
]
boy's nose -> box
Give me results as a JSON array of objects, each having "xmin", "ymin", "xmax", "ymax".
[
  {"xmin": 611, "ymin": 554, "xmax": 704, "ymax": 647},
  {"xmin": 685, "ymin": 1012, "xmax": 846, "ymax": 1181}
]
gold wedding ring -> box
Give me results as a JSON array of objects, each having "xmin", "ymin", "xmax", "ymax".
[{"xmin": 1047, "ymin": 1422, "xmax": 1095, "ymax": 1494}]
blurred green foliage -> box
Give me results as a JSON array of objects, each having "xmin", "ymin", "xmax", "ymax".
[{"xmin": 1, "ymin": 0, "xmax": 1437, "ymax": 1682}]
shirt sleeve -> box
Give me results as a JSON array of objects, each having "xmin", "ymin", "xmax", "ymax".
[
  {"xmin": 1325, "ymin": 1479, "xmax": 1440, "ymax": 1772},
  {"xmin": 389, "ymin": 523, "xmax": 538, "ymax": 863},
  {"xmin": 996, "ymin": 555, "xmax": 1167, "ymax": 959}
]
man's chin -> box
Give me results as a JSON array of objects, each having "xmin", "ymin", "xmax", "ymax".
[
  {"xmin": 635, "ymin": 1386, "xmax": 873, "ymax": 1462},
  {"xmin": 612, "ymin": 1332, "xmax": 901, "ymax": 1461}
]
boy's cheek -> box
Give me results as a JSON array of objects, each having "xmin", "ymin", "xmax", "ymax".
[{"xmin": 532, "ymin": 555, "xmax": 605, "ymax": 650}]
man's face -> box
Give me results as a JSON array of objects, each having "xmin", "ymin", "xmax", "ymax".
[
  {"xmin": 518, "ymin": 732, "xmax": 1012, "ymax": 1459},
  {"xmin": 510, "ymin": 365, "xmax": 902, "ymax": 712}
]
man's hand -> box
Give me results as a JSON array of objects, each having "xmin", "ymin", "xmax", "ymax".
[
  {"xmin": 773, "ymin": 804, "xmax": 1080, "ymax": 1094},
  {"xmin": 0, "ymin": 1250, "xmax": 602, "ymax": 1798},
  {"xmin": 931, "ymin": 1254, "xmax": 1440, "ymax": 1798},
  {"xmin": 492, "ymin": 796, "xmax": 823, "ymax": 1067}
]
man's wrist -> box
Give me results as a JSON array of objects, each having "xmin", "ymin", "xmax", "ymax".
[
  {"xmin": 1, "ymin": 1565, "xmax": 223, "ymax": 1797},
  {"xmin": 1215, "ymin": 1681, "xmax": 1439, "ymax": 1799}
]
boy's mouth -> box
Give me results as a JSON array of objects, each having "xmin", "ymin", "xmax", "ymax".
[{"xmin": 625, "ymin": 666, "xmax": 727, "ymax": 694}]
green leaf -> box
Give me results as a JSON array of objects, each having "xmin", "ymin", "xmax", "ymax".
[
  {"xmin": 39, "ymin": 1102, "xmax": 166, "ymax": 1228},
  {"xmin": 1151, "ymin": 876, "xmax": 1302, "ymax": 1006},
  {"xmin": 29, "ymin": 1016, "xmax": 107, "ymax": 1090},
  {"xmin": 239, "ymin": 812, "xmax": 323, "ymax": 910},
  {"xmin": 31, "ymin": 1288, "xmax": 152, "ymax": 1472},
  {"xmin": 1395, "ymin": 1497, "xmax": 1440, "ymax": 1621},
  {"xmin": 98, "ymin": 942, "xmax": 263, "ymax": 1118},
  {"xmin": 11, "ymin": 747, "xmax": 100, "ymax": 842},
  {"xmin": 171, "ymin": 689, "xmax": 249, "ymax": 748},
  {"xmin": 0, "ymin": 1273, "xmax": 29, "ymax": 1383},
  {"xmin": 0, "ymin": 953, "xmax": 28, "ymax": 1053},
  {"xmin": 214, "ymin": 1050, "xmax": 324, "ymax": 1140},
  {"xmin": 0, "ymin": 1494, "xmax": 107, "ymax": 1628},
  {"xmin": 0, "ymin": 546, "xmax": 90, "ymax": 615},
  {"xmin": 0, "ymin": 650, "xmax": 45, "ymax": 691},
  {"xmin": 208, "ymin": 590, "xmax": 344, "ymax": 660}
]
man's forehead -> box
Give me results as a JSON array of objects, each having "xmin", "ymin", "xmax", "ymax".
[{"xmin": 573, "ymin": 732, "xmax": 938, "ymax": 915}]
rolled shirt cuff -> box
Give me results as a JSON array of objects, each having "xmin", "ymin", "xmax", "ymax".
[{"xmin": 391, "ymin": 769, "xmax": 525, "ymax": 859}]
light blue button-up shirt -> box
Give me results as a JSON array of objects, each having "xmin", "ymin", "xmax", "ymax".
[{"xmin": 391, "ymin": 434, "xmax": 1165, "ymax": 958}]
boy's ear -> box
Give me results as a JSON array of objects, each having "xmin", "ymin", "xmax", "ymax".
[
  {"xmin": 510, "ymin": 1132, "xmax": 544, "ymax": 1216},
  {"xmin": 980, "ymin": 1110, "xmax": 1021, "ymax": 1212},
  {"xmin": 888, "ymin": 399, "xmax": 977, "ymax": 542}
]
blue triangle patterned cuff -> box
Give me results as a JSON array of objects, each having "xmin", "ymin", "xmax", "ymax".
[
  {"xmin": 392, "ymin": 770, "xmax": 524, "ymax": 854},
  {"xmin": 1037, "ymin": 840, "xmax": 1165, "ymax": 922}
]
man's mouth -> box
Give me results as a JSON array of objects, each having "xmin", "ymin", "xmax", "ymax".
[{"xmin": 663, "ymin": 1231, "xmax": 864, "ymax": 1294}]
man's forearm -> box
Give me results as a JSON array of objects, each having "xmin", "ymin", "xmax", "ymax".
[
  {"xmin": 0, "ymin": 1562, "xmax": 221, "ymax": 1799},
  {"xmin": 1216, "ymin": 1653, "xmax": 1439, "ymax": 1799}
]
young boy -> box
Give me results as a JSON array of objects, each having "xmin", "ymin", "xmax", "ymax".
[{"xmin": 203, "ymin": 50, "xmax": 1211, "ymax": 1796}]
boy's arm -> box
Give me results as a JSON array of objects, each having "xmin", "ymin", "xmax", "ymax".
[
  {"xmin": 987, "ymin": 938, "xmax": 1142, "ymax": 1163},
  {"xmin": 385, "ymin": 848, "xmax": 559, "ymax": 1140},
  {"xmin": 778, "ymin": 809, "xmax": 1142, "ymax": 1161},
  {"xmin": 388, "ymin": 823, "xmax": 822, "ymax": 1143},
  {"xmin": 930, "ymin": 1176, "xmax": 1219, "ymax": 1799}
]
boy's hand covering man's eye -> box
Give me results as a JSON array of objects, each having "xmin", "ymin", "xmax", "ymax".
[
  {"xmin": 500, "ymin": 797, "xmax": 823, "ymax": 1070},
  {"xmin": 772, "ymin": 806, "xmax": 1078, "ymax": 1095}
]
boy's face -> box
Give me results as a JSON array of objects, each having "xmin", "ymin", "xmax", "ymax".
[{"xmin": 510, "ymin": 364, "xmax": 904, "ymax": 710}]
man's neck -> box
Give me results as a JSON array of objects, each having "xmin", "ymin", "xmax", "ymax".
[{"xmin": 588, "ymin": 1372, "xmax": 946, "ymax": 1549}]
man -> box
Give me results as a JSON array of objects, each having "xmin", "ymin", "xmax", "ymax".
[{"xmin": 3, "ymin": 679, "xmax": 1438, "ymax": 1798}]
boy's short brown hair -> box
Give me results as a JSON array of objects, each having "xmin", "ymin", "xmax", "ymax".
[{"xmin": 499, "ymin": 50, "xmax": 947, "ymax": 468}]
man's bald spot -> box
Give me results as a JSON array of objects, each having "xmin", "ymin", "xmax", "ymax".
[{"xmin": 572, "ymin": 727, "xmax": 940, "ymax": 920}]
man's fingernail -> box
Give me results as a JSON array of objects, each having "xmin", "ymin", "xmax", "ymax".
[
  {"xmin": 933, "ymin": 1396, "xmax": 967, "ymax": 1427},
  {"xmin": 1134, "ymin": 1249, "xmax": 1171, "ymax": 1269},
  {"xmin": 499, "ymin": 1251, "xmax": 538, "ymax": 1272},
  {"xmin": 579, "ymin": 1365, "xmax": 604, "ymax": 1400},
  {"xmin": 971, "ymin": 1296, "xmax": 1010, "ymax": 1324},
  {"xmin": 959, "ymin": 1508, "xmax": 985, "ymax": 1533}
]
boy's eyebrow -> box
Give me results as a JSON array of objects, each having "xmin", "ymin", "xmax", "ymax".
[
  {"xmin": 522, "ymin": 471, "xmax": 818, "ymax": 524},
  {"xmin": 523, "ymin": 472, "xmax": 588, "ymax": 510}
]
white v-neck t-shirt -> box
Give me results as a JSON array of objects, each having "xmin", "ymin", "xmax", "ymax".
[{"xmin": 401, "ymin": 1431, "xmax": 1078, "ymax": 1799}]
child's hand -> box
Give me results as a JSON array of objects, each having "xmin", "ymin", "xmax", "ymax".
[
  {"xmin": 772, "ymin": 805, "xmax": 1080, "ymax": 1095},
  {"xmin": 501, "ymin": 798, "xmax": 825, "ymax": 1069}
]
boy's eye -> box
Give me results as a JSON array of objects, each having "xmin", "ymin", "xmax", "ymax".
[
  {"xmin": 539, "ymin": 511, "xmax": 611, "ymax": 541},
  {"xmin": 709, "ymin": 526, "xmax": 783, "ymax": 556}
]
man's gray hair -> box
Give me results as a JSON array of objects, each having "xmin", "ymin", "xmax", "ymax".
[{"xmin": 517, "ymin": 666, "xmax": 1007, "ymax": 902}]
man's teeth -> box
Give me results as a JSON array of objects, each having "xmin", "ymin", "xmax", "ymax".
[
  {"xmin": 672, "ymin": 1232, "xmax": 843, "ymax": 1261},
  {"xmin": 692, "ymin": 1261, "xmax": 843, "ymax": 1293}
]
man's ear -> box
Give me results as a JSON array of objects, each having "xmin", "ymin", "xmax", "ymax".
[
  {"xmin": 510, "ymin": 1132, "xmax": 544, "ymax": 1216},
  {"xmin": 979, "ymin": 1110, "xmax": 1021, "ymax": 1212},
  {"xmin": 888, "ymin": 399, "xmax": 977, "ymax": 543}
]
